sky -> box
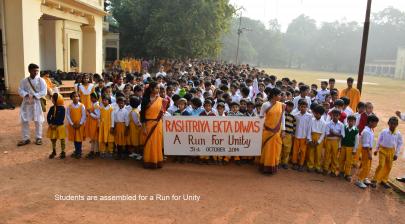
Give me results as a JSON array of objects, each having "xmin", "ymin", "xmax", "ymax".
[{"xmin": 230, "ymin": 0, "xmax": 405, "ymax": 31}]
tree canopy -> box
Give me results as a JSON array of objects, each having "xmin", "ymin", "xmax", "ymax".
[
  {"xmin": 220, "ymin": 7, "xmax": 405, "ymax": 73},
  {"xmin": 110, "ymin": 0, "xmax": 234, "ymax": 58}
]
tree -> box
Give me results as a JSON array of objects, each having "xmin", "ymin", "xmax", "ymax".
[
  {"xmin": 284, "ymin": 14, "xmax": 317, "ymax": 68},
  {"xmin": 110, "ymin": 0, "xmax": 234, "ymax": 58}
]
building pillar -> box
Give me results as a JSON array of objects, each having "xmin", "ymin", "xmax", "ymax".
[
  {"xmin": 81, "ymin": 16, "xmax": 103, "ymax": 74},
  {"xmin": 4, "ymin": 0, "xmax": 42, "ymax": 98}
]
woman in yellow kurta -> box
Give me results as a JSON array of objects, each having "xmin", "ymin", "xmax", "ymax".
[
  {"xmin": 141, "ymin": 82, "xmax": 166, "ymax": 169},
  {"xmin": 78, "ymin": 74, "xmax": 95, "ymax": 110},
  {"xmin": 67, "ymin": 92, "xmax": 86, "ymax": 158},
  {"xmin": 259, "ymin": 88, "xmax": 285, "ymax": 174}
]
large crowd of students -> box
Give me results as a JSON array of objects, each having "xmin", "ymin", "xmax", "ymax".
[{"xmin": 37, "ymin": 59, "xmax": 404, "ymax": 189}]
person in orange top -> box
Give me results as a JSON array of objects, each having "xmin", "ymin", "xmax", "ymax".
[
  {"xmin": 340, "ymin": 77, "xmax": 361, "ymax": 112},
  {"xmin": 66, "ymin": 92, "xmax": 86, "ymax": 159}
]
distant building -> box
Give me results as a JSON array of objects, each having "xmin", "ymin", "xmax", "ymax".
[
  {"xmin": 365, "ymin": 59, "xmax": 396, "ymax": 78},
  {"xmin": 394, "ymin": 47, "xmax": 405, "ymax": 80},
  {"xmin": 103, "ymin": 19, "xmax": 119, "ymax": 68},
  {"xmin": 365, "ymin": 47, "xmax": 405, "ymax": 80}
]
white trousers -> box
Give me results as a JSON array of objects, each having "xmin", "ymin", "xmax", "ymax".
[{"xmin": 21, "ymin": 121, "xmax": 43, "ymax": 140}]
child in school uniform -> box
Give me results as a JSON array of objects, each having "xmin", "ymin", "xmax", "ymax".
[
  {"xmin": 47, "ymin": 93, "xmax": 66, "ymax": 159},
  {"xmin": 224, "ymin": 101, "xmax": 245, "ymax": 165},
  {"xmin": 323, "ymin": 109, "xmax": 345, "ymax": 176},
  {"xmin": 85, "ymin": 93, "xmax": 100, "ymax": 159},
  {"xmin": 280, "ymin": 101, "xmax": 296, "ymax": 169},
  {"xmin": 98, "ymin": 95, "xmax": 115, "ymax": 159},
  {"xmin": 355, "ymin": 114, "xmax": 379, "ymax": 189},
  {"xmin": 128, "ymin": 96, "xmax": 143, "ymax": 161},
  {"xmin": 113, "ymin": 97, "xmax": 130, "ymax": 160},
  {"xmin": 216, "ymin": 102, "xmax": 227, "ymax": 116},
  {"xmin": 371, "ymin": 116, "xmax": 403, "ymax": 189},
  {"xmin": 246, "ymin": 101, "xmax": 256, "ymax": 117},
  {"xmin": 292, "ymin": 99, "xmax": 312, "ymax": 171},
  {"xmin": 172, "ymin": 98, "xmax": 191, "ymax": 163},
  {"xmin": 66, "ymin": 92, "xmax": 86, "ymax": 159},
  {"xmin": 307, "ymin": 105, "xmax": 326, "ymax": 173},
  {"xmin": 199, "ymin": 99, "xmax": 216, "ymax": 164},
  {"xmin": 338, "ymin": 115, "xmax": 359, "ymax": 181}
]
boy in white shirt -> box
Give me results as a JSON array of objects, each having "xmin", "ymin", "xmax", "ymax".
[
  {"xmin": 323, "ymin": 109, "xmax": 345, "ymax": 176},
  {"xmin": 307, "ymin": 105, "xmax": 326, "ymax": 173},
  {"xmin": 292, "ymin": 85, "xmax": 312, "ymax": 110},
  {"xmin": 371, "ymin": 117, "xmax": 403, "ymax": 189},
  {"xmin": 355, "ymin": 115, "xmax": 379, "ymax": 189},
  {"xmin": 292, "ymin": 99, "xmax": 312, "ymax": 171}
]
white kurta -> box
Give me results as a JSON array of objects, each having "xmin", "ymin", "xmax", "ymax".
[{"xmin": 18, "ymin": 76, "xmax": 47, "ymax": 123}]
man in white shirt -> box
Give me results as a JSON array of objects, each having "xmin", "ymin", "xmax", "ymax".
[
  {"xmin": 156, "ymin": 65, "xmax": 167, "ymax": 78},
  {"xmin": 315, "ymin": 81, "xmax": 330, "ymax": 103},
  {"xmin": 18, "ymin": 63, "xmax": 47, "ymax": 146},
  {"xmin": 292, "ymin": 85, "xmax": 312, "ymax": 110},
  {"xmin": 142, "ymin": 68, "xmax": 151, "ymax": 81}
]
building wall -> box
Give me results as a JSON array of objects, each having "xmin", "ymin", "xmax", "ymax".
[
  {"xmin": 1, "ymin": 0, "xmax": 105, "ymax": 99},
  {"xmin": 395, "ymin": 47, "xmax": 405, "ymax": 80}
]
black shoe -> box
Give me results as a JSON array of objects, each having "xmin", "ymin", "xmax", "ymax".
[
  {"xmin": 86, "ymin": 151, "xmax": 95, "ymax": 159},
  {"xmin": 281, "ymin": 164, "xmax": 289, "ymax": 169},
  {"xmin": 298, "ymin": 166, "xmax": 304, "ymax": 172},
  {"xmin": 370, "ymin": 181, "xmax": 377, "ymax": 188},
  {"xmin": 49, "ymin": 151, "xmax": 56, "ymax": 159},
  {"xmin": 345, "ymin": 175, "xmax": 352, "ymax": 182},
  {"xmin": 380, "ymin": 182, "xmax": 391, "ymax": 189},
  {"xmin": 74, "ymin": 154, "xmax": 82, "ymax": 159},
  {"xmin": 59, "ymin": 152, "xmax": 66, "ymax": 159},
  {"xmin": 396, "ymin": 177, "xmax": 405, "ymax": 183},
  {"xmin": 292, "ymin": 164, "xmax": 298, "ymax": 170}
]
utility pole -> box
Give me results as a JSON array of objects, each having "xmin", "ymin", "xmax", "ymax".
[
  {"xmin": 357, "ymin": 0, "xmax": 372, "ymax": 93},
  {"xmin": 235, "ymin": 11, "xmax": 243, "ymax": 65}
]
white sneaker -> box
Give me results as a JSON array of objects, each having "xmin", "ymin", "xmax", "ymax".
[
  {"xmin": 364, "ymin": 179, "xmax": 371, "ymax": 185},
  {"xmin": 356, "ymin": 181, "xmax": 367, "ymax": 189},
  {"xmin": 129, "ymin": 153, "xmax": 139, "ymax": 158},
  {"xmin": 136, "ymin": 155, "xmax": 143, "ymax": 161}
]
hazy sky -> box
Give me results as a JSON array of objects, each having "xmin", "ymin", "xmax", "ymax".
[{"xmin": 230, "ymin": 0, "xmax": 405, "ymax": 31}]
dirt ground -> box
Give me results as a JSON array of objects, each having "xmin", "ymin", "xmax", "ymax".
[{"xmin": 1, "ymin": 69, "xmax": 405, "ymax": 224}]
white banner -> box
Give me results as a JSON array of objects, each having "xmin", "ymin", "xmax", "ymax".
[{"xmin": 163, "ymin": 116, "xmax": 264, "ymax": 156}]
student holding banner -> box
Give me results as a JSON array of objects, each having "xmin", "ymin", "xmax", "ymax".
[
  {"xmin": 140, "ymin": 82, "xmax": 167, "ymax": 169},
  {"xmin": 259, "ymin": 88, "xmax": 285, "ymax": 174}
]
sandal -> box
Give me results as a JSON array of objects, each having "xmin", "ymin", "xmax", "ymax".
[
  {"xmin": 35, "ymin": 138, "xmax": 43, "ymax": 145},
  {"xmin": 17, "ymin": 139, "xmax": 31, "ymax": 147}
]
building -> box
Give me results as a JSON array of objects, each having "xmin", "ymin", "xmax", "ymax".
[
  {"xmin": 0, "ymin": 0, "xmax": 106, "ymax": 102},
  {"xmin": 364, "ymin": 47, "xmax": 405, "ymax": 80},
  {"xmin": 103, "ymin": 18, "xmax": 119, "ymax": 69},
  {"xmin": 365, "ymin": 59, "xmax": 396, "ymax": 78},
  {"xmin": 394, "ymin": 47, "xmax": 405, "ymax": 80}
]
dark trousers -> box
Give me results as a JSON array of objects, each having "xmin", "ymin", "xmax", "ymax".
[{"xmin": 74, "ymin": 141, "xmax": 82, "ymax": 155}]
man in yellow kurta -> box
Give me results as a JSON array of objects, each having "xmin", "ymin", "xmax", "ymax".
[{"xmin": 340, "ymin": 77, "xmax": 361, "ymax": 112}]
